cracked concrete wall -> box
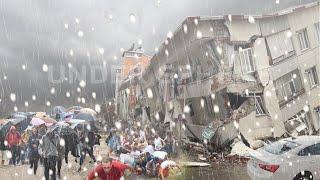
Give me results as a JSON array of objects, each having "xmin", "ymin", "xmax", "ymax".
[{"xmin": 225, "ymin": 19, "xmax": 260, "ymax": 42}]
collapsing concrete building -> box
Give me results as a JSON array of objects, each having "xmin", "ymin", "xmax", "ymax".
[{"xmin": 116, "ymin": 2, "xmax": 320, "ymax": 149}]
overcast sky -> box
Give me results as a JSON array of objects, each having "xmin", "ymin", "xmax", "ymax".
[{"xmin": 0, "ymin": 0, "xmax": 316, "ymax": 114}]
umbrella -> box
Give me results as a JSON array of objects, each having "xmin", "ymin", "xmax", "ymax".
[
  {"xmin": 80, "ymin": 108, "xmax": 97, "ymax": 115},
  {"xmin": 41, "ymin": 116, "xmax": 57, "ymax": 124},
  {"xmin": 0, "ymin": 119, "xmax": 9, "ymax": 126},
  {"xmin": 73, "ymin": 113, "xmax": 96, "ymax": 121},
  {"xmin": 35, "ymin": 112, "xmax": 46, "ymax": 118},
  {"xmin": 52, "ymin": 106, "xmax": 66, "ymax": 114},
  {"xmin": 67, "ymin": 106, "xmax": 83, "ymax": 113},
  {"xmin": 66, "ymin": 119, "xmax": 87, "ymax": 129},
  {"xmin": 31, "ymin": 117, "xmax": 45, "ymax": 126}
]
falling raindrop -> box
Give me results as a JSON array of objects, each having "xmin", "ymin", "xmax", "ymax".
[
  {"xmin": 60, "ymin": 138, "xmax": 65, "ymax": 146},
  {"xmin": 3, "ymin": 75, "xmax": 7, "ymax": 80},
  {"xmin": 95, "ymin": 104, "xmax": 101, "ymax": 113},
  {"xmin": 32, "ymin": 95, "xmax": 36, "ymax": 101},
  {"xmin": 211, "ymin": 93, "xmax": 215, "ymax": 100},
  {"xmin": 22, "ymin": 64, "xmax": 26, "ymax": 70},
  {"xmin": 200, "ymin": 98, "xmax": 205, "ymax": 108},
  {"xmin": 81, "ymin": 97, "xmax": 86, "ymax": 104},
  {"xmin": 248, "ymin": 16, "xmax": 255, "ymax": 23},
  {"xmin": 75, "ymin": 18, "xmax": 80, "ymax": 24},
  {"xmin": 165, "ymin": 49, "xmax": 169, "ymax": 56},
  {"xmin": 24, "ymin": 101, "xmax": 29, "ymax": 107},
  {"xmin": 147, "ymin": 88, "xmax": 153, "ymax": 98},
  {"xmin": 194, "ymin": 18, "xmax": 198, "ymax": 25},
  {"xmin": 69, "ymin": 49, "xmax": 74, "ymax": 56},
  {"xmin": 184, "ymin": 105, "xmax": 191, "ymax": 113},
  {"xmin": 155, "ymin": 112, "xmax": 160, "ymax": 120},
  {"xmin": 108, "ymin": 14, "xmax": 113, "ymax": 20},
  {"xmin": 78, "ymin": 30, "xmax": 84, "ymax": 37},
  {"xmin": 46, "ymin": 101, "xmax": 51, "ymax": 107},
  {"xmin": 174, "ymin": 73, "xmax": 178, "ymax": 79},
  {"xmin": 92, "ymin": 92, "xmax": 96, "ymax": 99},
  {"xmin": 79, "ymin": 80, "xmax": 86, "ymax": 88},
  {"xmin": 129, "ymin": 13, "xmax": 136, "ymax": 23},
  {"xmin": 66, "ymin": 92, "xmax": 70, "ymax": 98},
  {"xmin": 42, "ymin": 64, "xmax": 48, "ymax": 72},
  {"xmin": 10, "ymin": 93, "xmax": 16, "ymax": 102},
  {"xmin": 113, "ymin": 55, "xmax": 117, "ymax": 60},
  {"xmin": 233, "ymin": 121, "xmax": 239, "ymax": 129},
  {"xmin": 216, "ymin": 46, "xmax": 222, "ymax": 55},
  {"xmin": 115, "ymin": 121, "xmax": 122, "ymax": 130},
  {"xmin": 286, "ymin": 30, "xmax": 292, "ymax": 38},
  {"xmin": 98, "ymin": 48, "xmax": 104, "ymax": 55},
  {"xmin": 213, "ymin": 105, "xmax": 219, "ymax": 113},
  {"xmin": 14, "ymin": 106, "xmax": 18, "ymax": 112},
  {"xmin": 196, "ymin": 30, "xmax": 202, "ymax": 39},
  {"xmin": 276, "ymin": 0, "xmax": 280, "ymax": 4},
  {"xmin": 303, "ymin": 105, "xmax": 309, "ymax": 112},
  {"xmin": 50, "ymin": 87, "xmax": 55, "ymax": 94},
  {"xmin": 228, "ymin": 14, "xmax": 232, "ymax": 22},
  {"xmin": 167, "ymin": 31, "xmax": 173, "ymax": 39},
  {"xmin": 155, "ymin": 47, "xmax": 159, "ymax": 53},
  {"xmin": 64, "ymin": 24, "xmax": 69, "ymax": 29},
  {"xmin": 138, "ymin": 39, "xmax": 143, "ymax": 45},
  {"xmin": 77, "ymin": 87, "xmax": 81, "ymax": 93},
  {"xmin": 183, "ymin": 24, "xmax": 188, "ymax": 34}
]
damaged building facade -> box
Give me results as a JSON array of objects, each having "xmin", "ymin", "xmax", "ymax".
[{"xmin": 116, "ymin": 2, "xmax": 320, "ymax": 144}]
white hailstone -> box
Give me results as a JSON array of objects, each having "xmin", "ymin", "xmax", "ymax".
[
  {"xmin": 129, "ymin": 13, "xmax": 136, "ymax": 24},
  {"xmin": 10, "ymin": 93, "xmax": 16, "ymax": 102},
  {"xmin": 216, "ymin": 46, "xmax": 222, "ymax": 55},
  {"xmin": 86, "ymin": 52, "xmax": 90, "ymax": 57},
  {"xmin": 245, "ymin": 89, "xmax": 249, "ymax": 96},
  {"xmin": 292, "ymin": 73, "xmax": 297, "ymax": 79},
  {"xmin": 273, "ymin": 46, "xmax": 277, "ymax": 51},
  {"xmin": 81, "ymin": 97, "xmax": 86, "ymax": 104},
  {"xmin": 228, "ymin": 14, "xmax": 232, "ymax": 22},
  {"xmin": 24, "ymin": 101, "xmax": 29, "ymax": 107},
  {"xmin": 155, "ymin": 112, "xmax": 160, "ymax": 120},
  {"xmin": 211, "ymin": 93, "xmax": 215, "ymax": 100},
  {"xmin": 205, "ymin": 52, "xmax": 209, "ymax": 57},
  {"xmin": 210, "ymin": 27, "xmax": 213, "ymax": 32},
  {"xmin": 276, "ymin": 0, "xmax": 280, "ymax": 4},
  {"xmin": 46, "ymin": 101, "xmax": 51, "ymax": 107},
  {"xmin": 6, "ymin": 151, "xmax": 12, "ymax": 159},
  {"xmin": 173, "ymin": 73, "xmax": 178, "ymax": 79},
  {"xmin": 63, "ymin": 176, "xmax": 67, "ymax": 180},
  {"xmin": 155, "ymin": 47, "xmax": 159, "ymax": 53},
  {"xmin": 138, "ymin": 39, "xmax": 142, "ymax": 45},
  {"xmin": 167, "ymin": 31, "xmax": 173, "ymax": 39},
  {"xmin": 152, "ymin": 27, "xmax": 156, "ymax": 35},
  {"xmin": 78, "ymin": 30, "xmax": 84, "ymax": 37},
  {"xmin": 0, "ymin": 99, "xmax": 1, "ymax": 103},
  {"xmin": 68, "ymin": 163, "xmax": 72, "ymax": 168},
  {"xmin": 98, "ymin": 48, "xmax": 104, "ymax": 55},
  {"xmin": 27, "ymin": 168, "xmax": 33, "ymax": 175},
  {"xmin": 103, "ymin": 61, "xmax": 107, "ymax": 67},
  {"xmin": 194, "ymin": 18, "xmax": 198, "ymax": 25},
  {"xmin": 50, "ymin": 87, "xmax": 55, "ymax": 94},
  {"xmin": 77, "ymin": 87, "xmax": 81, "ymax": 93},
  {"xmin": 200, "ymin": 98, "xmax": 205, "ymax": 108},
  {"xmin": 41, "ymin": 176, "xmax": 46, "ymax": 180},
  {"xmin": 91, "ymin": 27, "xmax": 95, "ymax": 31},
  {"xmin": 304, "ymin": 78, "xmax": 307, "ymax": 83},
  {"xmin": 147, "ymin": 88, "xmax": 153, "ymax": 98},
  {"xmin": 265, "ymin": 90, "xmax": 272, "ymax": 97},
  {"xmin": 92, "ymin": 92, "xmax": 96, "ymax": 99},
  {"xmin": 66, "ymin": 92, "xmax": 70, "ymax": 98},
  {"xmin": 108, "ymin": 101, "xmax": 112, "ymax": 106},
  {"xmin": 115, "ymin": 121, "xmax": 122, "ymax": 130},
  {"xmin": 69, "ymin": 49, "xmax": 74, "ymax": 56},
  {"xmin": 182, "ymin": 124, "xmax": 186, "ymax": 130},
  {"xmin": 256, "ymin": 122, "xmax": 260, "ymax": 127},
  {"xmin": 196, "ymin": 30, "xmax": 202, "ymax": 39},
  {"xmin": 256, "ymin": 39, "xmax": 261, "ymax": 45},
  {"xmin": 22, "ymin": 64, "xmax": 26, "ymax": 70},
  {"xmin": 182, "ymin": 114, "xmax": 186, "ymax": 119},
  {"xmin": 15, "ymin": 173, "xmax": 18, "ymax": 176},
  {"xmin": 213, "ymin": 105, "xmax": 220, "ymax": 113},
  {"xmin": 64, "ymin": 24, "xmax": 69, "ymax": 29},
  {"xmin": 94, "ymin": 172, "xmax": 98, "ymax": 177},
  {"xmin": 14, "ymin": 106, "xmax": 18, "ymax": 112},
  {"xmin": 67, "ymin": 63, "xmax": 72, "ymax": 68},
  {"xmin": 151, "ymin": 128, "xmax": 156, "ymax": 134},
  {"xmin": 284, "ymin": 96, "xmax": 288, "ymax": 101},
  {"xmin": 42, "ymin": 64, "xmax": 48, "ymax": 72},
  {"xmin": 113, "ymin": 55, "xmax": 117, "ymax": 60},
  {"xmin": 303, "ymin": 105, "xmax": 309, "ymax": 112},
  {"xmin": 227, "ymin": 101, "xmax": 231, "ymax": 107},
  {"xmin": 184, "ymin": 105, "xmax": 190, "ymax": 113},
  {"xmin": 85, "ymin": 137, "xmax": 89, "ymax": 143},
  {"xmin": 289, "ymin": 162, "xmax": 292, "ymax": 166},
  {"xmin": 39, "ymin": 139, "xmax": 43, "ymax": 145},
  {"xmin": 125, "ymin": 88, "xmax": 130, "ymax": 95},
  {"xmin": 233, "ymin": 121, "xmax": 239, "ymax": 129},
  {"xmin": 3, "ymin": 75, "xmax": 7, "ymax": 80},
  {"xmin": 130, "ymin": 130, "xmax": 135, "ymax": 135},
  {"xmin": 247, "ymin": 129, "xmax": 252, "ymax": 133},
  {"xmin": 165, "ymin": 49, "xmax": 169, "ymax": 56},
  {"xmin": 171, "ymin": 121, "xmax": 176, "ymax": 128},
  {"xmin": 120, "ymin": 48, "xmax": 125, "ymax": 52},
  {"xmin": 248, "ymin": 16, "xmax": 255, "ymax": 23},
  {"xmin": 75, "ymin": 18, "xmax": 80, "ymax": 24},
  {"xmin": 137, "ymin": 121, "xmax": 141, "ymax": 127},
  {"xmin": 186, "ymin": 64, "xmax": 191, "ymax": 70},
  {"xmin": 95, "ymin": 104, "xmax": 101, "ymax": 113},
  {"xmin": 60, "ymin": 138, "xmax": 65, "ymax": 146},
  {"xmin": 79, "ymin": 80, "xmax": 86, "ymax": 88}
]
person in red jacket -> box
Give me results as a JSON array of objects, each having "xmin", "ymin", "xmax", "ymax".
[
  {"xmin": 5, "ymin": 126, "xmax": 21, "ymax": 165},
  {"xmin": 86, "ymin": 157, "xmax": 132, "ymax": 180}
]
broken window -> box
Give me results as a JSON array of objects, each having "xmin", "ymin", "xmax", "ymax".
[
  {"xmin": 266, "ymin": 30, "xmax": 295, "ymax": 63},
  {"xmin": 305, "ymin": 66, "xmax": 319, "ymax": 88},
  {"xmin": 239, "ymin": 48, "xmax": 255, "ymax": 73},
  {"xmin": 315, "ymin": 22, "xmax": 320, "ymax": 43},
  {"xmin": 274, "ymin": 69, "xmax": 304, "ymax": 104},
  {"xmin": 297, "ymin": 28, "xmax": 310, "ymax": 51},
  {"xmin": 285, "ymin": 110, "xmax": 314, "ymax": 136}
]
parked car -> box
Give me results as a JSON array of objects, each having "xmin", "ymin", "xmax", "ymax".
[{"xmin": 247, "ymin": 136, "xmax": 320, "ymax": 180}]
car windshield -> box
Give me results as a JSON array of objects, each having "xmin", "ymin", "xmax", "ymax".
[{"xmin": 264, "ymin": 140, "xmax": 301, "ymax": 155}]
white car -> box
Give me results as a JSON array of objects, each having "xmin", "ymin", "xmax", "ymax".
[{"xmin": 247, "ymin": 136, "xmax": 320, "ymax": 180}]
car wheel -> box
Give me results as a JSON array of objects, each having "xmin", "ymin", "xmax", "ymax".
[{"xmin": 293, "ymin": 171, "xmax": 313, "ymax": 180}]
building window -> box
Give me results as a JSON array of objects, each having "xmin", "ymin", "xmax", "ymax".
[
  {"xmin": 239, "ymin": 48, "xmax": 255, "ymax": 73},
  {"xmin": 305, "ymin": 66, "xmax": 319, "ymax": 88},
  {"xmin": 297, "ymin": 28, "xmax": 310, "ymax": 51},
  {"xmin": 315, "ymin": 22, "xmax": 320, "ymax": 43},
  {"xmin": 255, "ymin": 95, "xmax": 266, "ymax": 115},
  {"xmin": 266, "ymin": 30, "xmax": 295, "ymax": 63},
  {"xmin": 274, "ymin": 69, "xmax": 304, "ymax": 105}
]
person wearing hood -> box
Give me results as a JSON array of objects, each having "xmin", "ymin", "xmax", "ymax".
[
  {"xmin": 27, "ymin": 128, "xmax": 40, "ymax": 175},
  {"xmin": 39, "ymin": 130, "xmax": 59, "ymax": 180},
  {"xmin": 5, "ymin": 126, "xmax": 21, "ymax": 165}
]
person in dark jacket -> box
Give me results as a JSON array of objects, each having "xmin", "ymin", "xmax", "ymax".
[
  {"xmin": 56, "ymin": 134, "xmax": 65, "ymax": 179},
  {"xmin": 28, "ymin": 128, "xmax": 40, "ymax": 175},
  {"xmin": 78, "ymin": 130, "xmax": 96, "ymax": 172}
]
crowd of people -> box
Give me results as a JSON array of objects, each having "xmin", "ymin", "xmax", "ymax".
[{"xmin": 0, "ymin": 118, "xmax": 181, "ymax": 180}]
